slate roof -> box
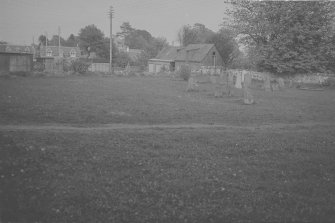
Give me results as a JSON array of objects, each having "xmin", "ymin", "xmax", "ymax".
[
  {"xmin": 151, "ymin": 46, "xmax": 180, "ymax": 61},
  {"xmin": 38, "ymin": 46, "xmax": 81, "ymax": 58},
  {"xmin": 0, "ymin": 44, "xmax": 34, "ymax": 54},
  {"xmin": 175, "ymin": 44, "xmax": 214, "ymax": 62},
  {"xmin": 150, "ymin": 44, "xmax": 215, "ymax": 63}
]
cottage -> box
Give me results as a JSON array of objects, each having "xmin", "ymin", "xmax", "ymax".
[
  {"xmin": 148, "ymin": 46, "xmax": 179, "ymax": 73},
  {"xmin": 175, "ymin": 44, "xmax": 223, "ymax": 71},
  {"xmin": 35, "ymin": 46, "xmax": 81, "ymax": 72},
  {"xmin": 148, "ymin": 44, "xmax": 223, "ymax": 73},
  {"xmin": 0, "ymin": 44, "xmax": 33, "ymax": 75}
]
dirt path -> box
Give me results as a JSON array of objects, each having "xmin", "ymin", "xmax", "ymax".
[{"xmin": 0, "ymin": 122, "xmax": 334, "ymax": 132}]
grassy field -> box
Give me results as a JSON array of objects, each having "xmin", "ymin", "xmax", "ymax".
[{"xmin": 1, "ymin": 75, "xmax": 335, "ymax": 222}]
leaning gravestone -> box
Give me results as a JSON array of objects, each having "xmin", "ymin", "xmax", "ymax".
[
  {"xmin": 235, "ymin": 72, "xmax": 242, "ymax": 89},
  {"xmin": 186, "ymin": 77, "xmax": 198, "ymax": 92},
  {"xmin": 243, "ymin": 73, "xmax": 254, "ymax": 104},
  {"xmin": 278, "ymin": 78, "xmax": 285, "ymax": 89},
  {"xmin": 264, "ymin": 75, "xmax": 271, "ymax": 92}
]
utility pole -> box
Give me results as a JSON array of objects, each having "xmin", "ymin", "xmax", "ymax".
[
  {"xmin": 109, "ymin": 6, "xmax": 114, "ymax": 74},
  {"xmin": 58, "ymin": 26, "xmax": 61, "ymax": 57}
]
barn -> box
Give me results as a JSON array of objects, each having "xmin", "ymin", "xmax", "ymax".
[
  {"xmin": 174, "ymin": 44, "xmax": 223, "ymax": 71},
  {"xmin": 148, "ymin": 46, "xmax": 179, "ymax": 73},
  {"xmin": 148, "ymin": 44, "xmax": 223, "ymax": 73},
  {"xmin": 0, "ymin": 44, "xmax": 33, "ymax": 75}
]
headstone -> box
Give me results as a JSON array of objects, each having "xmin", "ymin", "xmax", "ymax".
[
  {"xmin": 278, "ymin": 78, "xmax": 285, "ymax": 89},
  {"xmin": 243, "ymin": 88, "xmax": 254, "ymax": 104},
  {"xmin": 243, "ymin": 72, "xmax": 252, "ymax": 88},
  {"xmin": 227, "ymin": 72, "xmax": 234, "ymax": 96},
  {"xmin": 264, "ymin": 76, "xmax": 271, "ymax": 92},
  {"xmin": 243, "ymin": 73, "xmax": 254, "ymax": 104},
  {"xmin": 235, "ymin": 72, "xmax": 242, "ymax": 89},
  {"xmin": 186, "ymin": 77, "xmax": 198, "ymax": 92},
  {"xmin": 271, "ymin": 82, "xmax": 279, "ymax": 91},
  {"xmin": 288, "ymin": 79, "xmax": 293, "ymax": 88}
]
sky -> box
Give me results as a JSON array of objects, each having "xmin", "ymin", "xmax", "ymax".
[{"xmin": 0, "ymin": 0, "xmax": 230, "ymax": 45}]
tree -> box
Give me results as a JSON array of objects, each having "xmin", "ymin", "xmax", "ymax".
[
  {"xmin": 178, "ymin": 25, "xmax": 198, "ymax": 46},
  {"xmin": 66, "ymin": 34, "xmax": 78, "ymax": 47},
  {"xmin": 78, "ymin": 24, "xmax": 105, "ymax": 56},
  {"xmin": 38, "ymin": 35, "xmax": 47, "ymax": 46},
  {"xmin": 117, "ymin": 22, "xmax": 134, "ymax": 39},
  {"xmin": 0, "ymin": 41, "xmax": 7, "ymax": 44},
  {"xmin": 226, "ymin": 1, "xmax": 335, "ymax": 74},
  {"xmin": 178, "ymin": 24, "xmax": 215, "ymax": 46},
  {"xmin": 48, "ymin": 35, "xmax": 67, "ymax": 46},
  {"xmin": 206, "ymin": 28, "xmax": 240, "ymax": 68}
]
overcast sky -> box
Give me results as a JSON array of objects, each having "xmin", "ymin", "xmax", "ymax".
[{"xmin": 0, "ymin": 0, "xmax": 230, "ymax": 45}]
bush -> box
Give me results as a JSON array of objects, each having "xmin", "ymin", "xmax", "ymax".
[
  {"xmin": 33, "ymin": 62, "xmax": 45, "ymax": 72},
  {"xmin": 178, "ymin": 65, "xmax": 191, "ymax": 81},
  {"xmin": 71, "ymin": 59, "xmax": 91, "ymax": 74}
]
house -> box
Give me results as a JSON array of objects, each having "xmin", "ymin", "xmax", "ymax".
[
  {"xmin": 0, "ymin": 44, "xmax": 34, "ymax": 75},
  {"xmin": 37, "ymin": 45, "xmax": 80, "ymax": 58},
  {"xmin": 148, "ymin": 46, "xmax": 179, "ymax": 73},
  {"xmin": 35, "ymin": 46, "xmax": 81, "ymax": 72},
  {"xmin": 148, "ymin": 44, "xmax": 223, "ymax": 73}
]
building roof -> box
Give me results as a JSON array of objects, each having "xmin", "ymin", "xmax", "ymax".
[
  {"xmin": 150, "ymin": 44, "xmax": 216, "ymax": 63},
  {"xmin": 153, "ymin": 46, "xmax": 180, "ymax": 61},
  {"xmin": 38, "ymin": 46, "xmax": 80, "ymax": 58},
  {"xmin": 0, "ymin": 44, "xmax": 34, "ymax": 54},
  {"xmin": 175, "ymin": 44, "xmax": 215, "ymax": 62}
]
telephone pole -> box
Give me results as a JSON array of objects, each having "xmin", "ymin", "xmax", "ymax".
[
  {"xmin": 109, "ymin": 6, "xmax": 114, "ymax": 74},
  {"xmin": 58, "ymin": 26, "xmax": 61, "ymax": 57}
]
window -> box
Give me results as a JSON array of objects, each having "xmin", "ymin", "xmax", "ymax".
[
  {"xmin": 46, "ymin": 48, "xmax": 52, "ymax": 57},
  {"xmin": 70, "ymin": 49, "xmax": 76, "ymax": 58}
]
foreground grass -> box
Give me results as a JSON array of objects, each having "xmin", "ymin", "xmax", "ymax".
[{"xmin": 1, "ymin": 126, "xmax": 335, "ymax": 222}]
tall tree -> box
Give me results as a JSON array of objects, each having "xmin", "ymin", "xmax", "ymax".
[
  {"xmin": 78, "ymin": 24, "xmax": 105, "ymax": 56},
  {"xmin": 38, "ymin": 35, "xmax": 47, "ymax": 46},
  {"xmin": 226, "ymin": 1, "xmax": 335, "ymax": 74},
  {"xmin": 206, "ymin": 28, "xmax": 240, "ymax": 68},
  {"xmin": 66, "ymin": 34, "xmax": 78, "ymax": 47},
  {"xmin": 48, "ymin": 35, "xmax": 67, "ymax": 46},
  {"xmin": 178, "ymin": 25, "xmax": 198, "ymax": 46},
  {"xmin": 117, "ymin": 22, "xmax": 135, "ymax": 39}
]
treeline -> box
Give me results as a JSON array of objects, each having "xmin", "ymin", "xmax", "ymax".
[
  {"xmin": 225, "ymin": 1, "xmax": 335, "ymax": 74},
  {"xmin": 36, "ymin": 23, "xmax": 168, "ymax": 68}
]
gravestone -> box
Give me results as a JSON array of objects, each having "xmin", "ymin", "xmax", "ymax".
[
  {"xmin": 264, "ymin": 76, "xmax": 271, "ymax": 92},
  {"xmin": 227, "ymin": 72, "xmax": 234, "ymax": 96},
  {"xmin": 186, "ymin": 77, "xmax": 198, "ymax": 92},
  {"xmin": 288, "ymin": 79, "xmax": 293, "ymax": 88},
  {"xmin": 235, "ymin": 72, "xmax": 242, "ymax": 89},
  {"xmin": 243, "ymin": 73, "xmax": 254, "ymax": 104},
  {"xmin": 243, "ymin": 71, "xmax": 252, "ymax": 87},
  {"xmin": 278, "ymin": 78, "xmax": 285, "ymax": 89},
  {"xmin": 271, "ymin": 82, "xmax": 279, "ymax": 91}
]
